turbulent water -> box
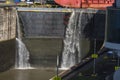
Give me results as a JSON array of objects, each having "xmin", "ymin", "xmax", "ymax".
[
  {"xmin": 61, "ymin": 10, "xmax": 84, "ymax": 68},
  {"xmin": 15, "ymin": 38, "xmax": 30, "ymax": 69},
  {"xmin": 15, "ymin": 13, "xmax": 30, "ymax": 69}
]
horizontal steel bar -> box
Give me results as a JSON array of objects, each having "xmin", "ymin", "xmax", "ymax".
[
  {"xmin": 17, "ymin": 7, "xmax": 73, "ymax": 12},
  {"xmin": 17, "ymin": 7, "xmax": 105, "ymax": 14}
]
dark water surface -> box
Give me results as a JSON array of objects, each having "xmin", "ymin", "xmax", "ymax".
[{"xmin": 0, "ymin": 69, "xmax": 56, "ymax": 80}]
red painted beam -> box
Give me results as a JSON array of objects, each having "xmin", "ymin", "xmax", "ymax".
[{"xmin": 54, "ymin": 0, "xmax": 114, "ymax": 9}]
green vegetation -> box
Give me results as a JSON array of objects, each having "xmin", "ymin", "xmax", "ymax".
[{"xmin": 53, "ymin": 76, "xmax": 61, "ymax": 80}]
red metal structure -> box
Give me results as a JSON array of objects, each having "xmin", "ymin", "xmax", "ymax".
[{"xmin": 55, "ymin": 0, "xmax": 114, "ymax": 9}]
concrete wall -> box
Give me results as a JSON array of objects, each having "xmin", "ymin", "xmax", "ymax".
[
  {"xmin": 0, "ymin": 8, "xmax": 106, "ymax": 71},
  {"xmin": 18, "ymin": 12, "xmax": 66, "ymax": 38},
  {"xmin": 19, "ymin": 9, "xmax": 105, "ymax": 68},
  {"xmin": 0, "ymin": 8, "xmax": 16, "ymax": 72},
  {"xmin": 0, "ymin": 8, "xmax": 16, "ymax": 41},
  {"xmin": 23, "ymin": 38, "xmax": 63, "ymax": 68},
  {"xmin": 19, "ymin": 11, "xmax": 66, "ymax": 68},
  {"xmin": 0, "ymin": 39, "xmax": 16, "ymax": 72}
]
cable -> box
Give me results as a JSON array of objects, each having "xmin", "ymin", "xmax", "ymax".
[{"xmin": 93, "ymin": 38, "xmax": 96, "ymax": 74}]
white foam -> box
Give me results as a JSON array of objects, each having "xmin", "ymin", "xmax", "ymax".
[
  {"xmin": 15, "ymin": 67, "xmax": 36, "ymax": 70},
  {"xmin": 59, "ymin": 67, "xmax": 69, "ymax": 70}
]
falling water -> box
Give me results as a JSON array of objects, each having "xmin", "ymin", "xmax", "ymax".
[
  {"xmin": 61, "ymin": 10, "xmax": 83, "ymax": 68},
  {"xmin": 15, "ymin": 38, "xmax": 30, "ymax": 69},
  {"xmin": 15, "ymin": 13, "xmax": 30, "ymax": 69}
]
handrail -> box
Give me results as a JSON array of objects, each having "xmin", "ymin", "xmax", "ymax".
[{"xmin": 50, "ymin": 47, "xmax": 109, "ymax": 80}]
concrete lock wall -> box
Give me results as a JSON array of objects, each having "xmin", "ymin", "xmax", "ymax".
[
  {"xmin": 18, "ymin": 12, "xmax": 65, "ymax": 38},
  {"xmin": 0, "ymin": 8, "xmax": 16, "ymax": 41},
  {"xmin": 0, "ymin": 7, "xmax": 106, "ymax": 71},
  {"xmin": 18, "ymin": 11, "xmax": 66, "ymax": 67},
  {"xmin": 18, "ymin": 9, "xmax": 105, "ymax": 68},
  {"xmin": 0, "ymin": 8, "xmax": 16, "ymax": 72}
]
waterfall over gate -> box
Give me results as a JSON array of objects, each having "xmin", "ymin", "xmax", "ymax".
[
  {"xmin": 15, "ymin": 38, "xmax": 30, "ymax": 69},
  {"xmin": 16, "ymin": 8, "xmax": 105, "ymax": 69},
  {"xmin": 17, "ymin": 9, "xmax": 66, "ymax": 68},
  {"xmin": 15, "ymin": 13, "xmax": 30, "ymax": 69},
  {"xmin": 61, "ymin": 10, "xmax": 84, "ymax": 68}
]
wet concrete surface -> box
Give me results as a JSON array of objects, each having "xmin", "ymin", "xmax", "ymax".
[{"xmin": 0, "ymin": 68, "xmax": 57, "ymax": 80}]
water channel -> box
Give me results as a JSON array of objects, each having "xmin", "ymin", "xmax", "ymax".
[{"xmin": 0, "ymin": 8, "xmax": 105, "ymax": 80}]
